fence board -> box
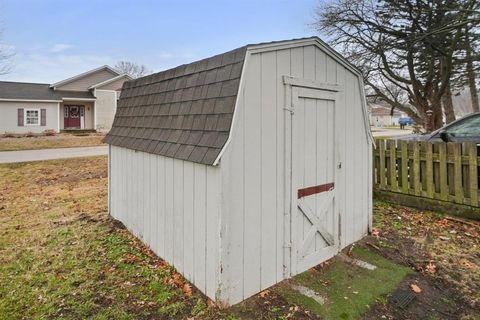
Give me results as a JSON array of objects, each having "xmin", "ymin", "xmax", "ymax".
[
  {"xmin": 389, "ymin": 140, "xmax": 398, "ymax": 192},
  {"xmin": 469, "ymin": 144, "xmax": 478, "ymax": 206},
  {"xmin": 425, "ymin": 142, "xmax": 434, "ymax": 198},
  {"xmin": 401, "ymin": 141, "xmax": 409, "ymax": 193},
  {"xmin": 452, "ymin": 143, "xmax": 463, "ymax": 203},
  {"xmin": 439, "ymin": 143, "xmax": 448, "ymax": 201},
  {"xmin": 413, "ymin": 142, "xmax": 421, "ymax": 196},
  {"xmin": 379, "ymin": 141, "xmax": 386, "ymax": 189}
]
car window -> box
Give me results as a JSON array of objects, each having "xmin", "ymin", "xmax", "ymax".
[{"xmin": 445, "ymin": 115, "xmax": 480, "ymax": 137}]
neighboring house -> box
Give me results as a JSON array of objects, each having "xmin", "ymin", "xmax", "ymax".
[
  {"xmin": 0, "ymin": 65, "xmax": 132, "ymax": 134},
  {"xmin": 369, "ymin": 103, "xmax": 406, "ymax": 126}
]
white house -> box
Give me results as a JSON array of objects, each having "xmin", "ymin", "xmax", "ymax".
[
  {"xmin": 0, "ymin": 65, "xmax": 132, "ymax": 134},
  {"xmin": 105, "ymin": 37, "xmax": 373, "ymax": 305}
]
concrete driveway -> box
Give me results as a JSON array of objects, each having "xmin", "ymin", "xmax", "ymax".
[{"xmin": 0, "ymin": 145, "xmax": 108, "ymax": 164}]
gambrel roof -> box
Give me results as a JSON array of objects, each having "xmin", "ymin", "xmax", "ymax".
[
  {"xmin": 105, "ymin": 37, "xmax": 373, "ymax": 165},
  {"xmin": 104, "ymin": 46, "xmax": 247, "ymax": 165}
]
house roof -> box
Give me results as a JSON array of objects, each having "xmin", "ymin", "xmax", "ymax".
[
  {"xmin": 370, "ymin": 104, "xmax": 404, "ymax": 117},
  {"xmin": 104, "ymin": 45, "xmax": 247, "ymax": 165},
  {"xmin": 49, "ymin": 65, "xmax": 121, "ymax": 89},
  {"xmin": 0, "ymin": 81, "xmax": 95, "ymax": 101}
]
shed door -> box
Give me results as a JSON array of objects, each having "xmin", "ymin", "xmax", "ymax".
[{"xmin": 288, "ymin": 87, "xmax": 339, "ymax": 275}]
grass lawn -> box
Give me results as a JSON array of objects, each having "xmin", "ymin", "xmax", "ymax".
[
  {"xmin": 0, "ymin": 157, "xmax": 478, "ymax": 319},
  {"xmin": 281, "ymin": 246, "xmax": 411, "ymax": 319},
  {"xmin": 0, "ymin": 157, "xmax": 206, "ymax": 319},
  {"xmin": 0, "ymin": 134, "xmax": 105, "ymax": 151}
]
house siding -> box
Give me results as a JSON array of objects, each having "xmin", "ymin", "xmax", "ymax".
[
  {"xmin": 96, "ymin": 77, "xmax": 127, "ymax": 91},
  {"xmin": 94, "ymin": 90, "xmax": 117, "ymax": 132},
  {"xmin": 0, "ymin": 101, "xmax": 59, "ymax": 133}
]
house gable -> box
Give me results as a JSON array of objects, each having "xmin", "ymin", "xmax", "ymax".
[{"xmin": 51, "ymin": 66, "xmax": 120, "ymax": 92}]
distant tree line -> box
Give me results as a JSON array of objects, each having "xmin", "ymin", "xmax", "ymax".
[{"xmin": 314, "ymin": 0, "xmax": 480, "ymax": 130}]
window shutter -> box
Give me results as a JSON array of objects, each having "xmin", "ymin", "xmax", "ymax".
[
  {"xmin": 41, "ymin": 109, "xmax": 47, "ymax": 126},
  {"xmin": 18, "ymin": 108, "xmax": 24, "ymax": 126}
]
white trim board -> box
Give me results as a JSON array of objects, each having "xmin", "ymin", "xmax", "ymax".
[
  {"xmin": 88, "ymin": 74, "xmax": 133, "ymax": 89},
  {"xmin": 0, "ymin": 98, "xmax": 62, "ymax": 103},
  {"xmin": 62, "ymin": 97, "xmax": 96, "ymax": 101}
]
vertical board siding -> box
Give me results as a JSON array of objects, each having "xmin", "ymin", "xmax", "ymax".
[
  {"xmin": 219, "ymin": 45, "xmax": 371, "ymax": 304},
  {"xmin": 109, "ymin": 146, "xmax": 221, "ymax": 302},
  {"xmin": 243, "ymin": 52, "xmax": 262, "ymax": 298},
  {"xmin": 260, "ymin": 51, "xmax": 278, "ymax": 289}
]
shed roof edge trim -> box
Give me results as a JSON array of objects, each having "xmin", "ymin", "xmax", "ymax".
[{"xmin": 212, "ymin": 50, "xmax": 251, "ymax": 166}]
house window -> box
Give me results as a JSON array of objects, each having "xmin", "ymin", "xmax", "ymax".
[{"xmin": 25, "ymin": 109, "xmax": 40, "ymax": 125}]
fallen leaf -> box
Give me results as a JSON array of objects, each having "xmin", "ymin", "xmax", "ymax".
[
  {"xmin": 207, "ymin": 299, "xmax": 215, "ymax": 308},
  {"xmin": 410, "ymin": 283, "xmax": 422, "ymax": 293},
  {"xmin": 460, "ymin": 259, "xmax": 477, "ymax": 269},
  {"xmin": 183, "ymin": 283, "xmax": 192, "ymax": 297},
  {"xmin": 173, "ymin": 273, "xmax": 184, "ymax": 287},
  {"xmin": 425, "ymin": 262, "xmax": 436, "ymax": 274},
  {"xmin": 372, "ymin": 228, "xmax": 380, "ymax": 238},
  {"xmin": 259, "ymin": 289, "xmax": 270, "ymax": 298}
]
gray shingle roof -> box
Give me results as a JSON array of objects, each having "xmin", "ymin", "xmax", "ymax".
[
  {"xmin": 104, "ymin": 46, "xmax": 247, "ymax": 165},
  {"xmin": 0, "ymin": 81, "xmax": 95, "ymax": 100}
]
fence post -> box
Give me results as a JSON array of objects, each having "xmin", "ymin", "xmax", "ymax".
[{"xmin": 469, "ymin": 143, "xmax": 478, "ymax": 206}]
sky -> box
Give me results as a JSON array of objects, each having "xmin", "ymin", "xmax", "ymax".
[{"xmin": 0, "ymin": 0, "xmax": 320, "ymax": 83}]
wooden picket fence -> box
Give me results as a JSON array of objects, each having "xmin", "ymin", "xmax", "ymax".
[{"xmin": 373, "ymin": 139, "xmax": 480, "ymax": 209}]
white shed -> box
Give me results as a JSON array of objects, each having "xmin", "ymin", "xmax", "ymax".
[{"xmin": 105, "ymin": 37, "xmax": 373, "ymax": 305}]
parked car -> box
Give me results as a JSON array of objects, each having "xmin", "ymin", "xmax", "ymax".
[
  {"xmin": 398, "ymin": 112, "xmax": 480, "ymax": 144},
  {"xmin": 422, "ymin": 112, "xmax": 480, "ymax": 143},
  {"xmin": 398, "ymin": 117, "xmax": 415, "ymax": 126}
]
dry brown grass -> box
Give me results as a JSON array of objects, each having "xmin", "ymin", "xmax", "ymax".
[{"xmin": 0, "ymin": 134, "xmax": 105, "ymax": 151}]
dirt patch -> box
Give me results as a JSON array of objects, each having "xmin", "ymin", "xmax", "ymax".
[
  {"xmin": 362, "ymin": 201, "xmax": 480, "ymax": 319},
  {"xmin": 363, "ymin": 272, "xmax": 475, "ymax": 319},
  {"xmin": 211, "ymin": 289, "xmax": 318, "ymax": 320}
]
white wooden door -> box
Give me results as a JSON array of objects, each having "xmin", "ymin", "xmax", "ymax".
[{"xmin": 288, "ymin": 87, "xmax": 339, "ymax": 275}]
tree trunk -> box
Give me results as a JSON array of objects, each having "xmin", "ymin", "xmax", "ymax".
[
  {"xmin": 443, "ymin": 81, "xmax": 456, "ymax": 124},
  {"xmin": 465, "ymin": 32, "xmax": 479, "ymax": 112}
]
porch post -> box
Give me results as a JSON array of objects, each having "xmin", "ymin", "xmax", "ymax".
[
  {"xmin": 57, "ymin": 102, "xmax": 61, "ymax": 133},
  {"xmin": 93, "ymin": 88, "xmax": 97, "ymax": 131}
]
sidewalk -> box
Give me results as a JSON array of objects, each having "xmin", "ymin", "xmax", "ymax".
[{"xmin": 0, "ymin": 145, "xmax": 108, "ymax": 164}]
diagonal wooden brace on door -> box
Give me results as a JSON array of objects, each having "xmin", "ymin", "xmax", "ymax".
[{"xmin": 297, "ymin": 191, "xmax": 335, "ymax": 258}]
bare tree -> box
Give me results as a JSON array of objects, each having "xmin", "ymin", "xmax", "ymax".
[
  {"xmin": 314, "ymin": 0, "xmax": 479, "ymax": 130},
  {"xmin": 114, "ymin": 61, "xmax": 152, "ymax": 78}
]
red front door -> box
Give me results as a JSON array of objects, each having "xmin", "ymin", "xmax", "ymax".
[{"xmin": 64, "ymin": 106, "xmax": 82, "ymax": 128}]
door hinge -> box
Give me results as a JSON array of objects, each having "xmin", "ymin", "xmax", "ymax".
[
  {"xmin": 284, "ymin": 107, "xmax": 294, "ymax": 114},
  {"xmin": 283, "ymin": 242, "xmax": 292, "ymax": 248},
  {"xmin": 337, "ymin": 162, "xmax": 342, "ymax": 169}
]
